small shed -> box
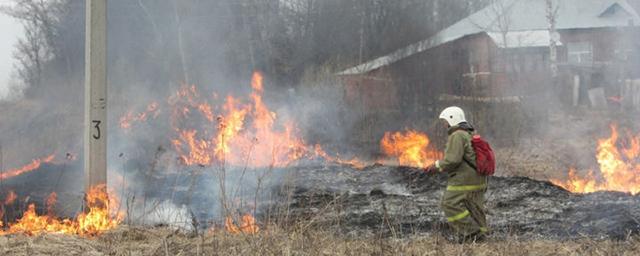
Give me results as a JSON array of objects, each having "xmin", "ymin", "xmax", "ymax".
[{"xmin": 338, "ymin": 0, "xmax": 640, "ymax": 144}]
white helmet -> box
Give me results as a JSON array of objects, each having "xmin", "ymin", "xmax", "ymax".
[{"xmin": 439, "ymin": 106, "xmax": 467, "ymax": 126}]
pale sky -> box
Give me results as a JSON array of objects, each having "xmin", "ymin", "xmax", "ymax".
[{"xmin": 0, "ymin": 8, "xmax": 23, "ymax": 99}]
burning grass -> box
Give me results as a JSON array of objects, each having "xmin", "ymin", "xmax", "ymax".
[
  {"xmin": 224, "ymin": 214, "xmax": 260, "ymax": 234},
  {"xmin": 0, "ymin": 185, "xmax": 122, "ymax": 236},
  {"xmin": 1, "ymin": 163, "xmax": 639, "ymax": 254},
  {"xmin": 122, "ymin": 71, "xmax": 365, "ymax": 169},
  {"xmin": 551, "ymin": 125, "xmax": 640, "ymax": 195},
  {"xmin": 0, "ymin": 155, "xmax": 55, "ymax": 180},
  {"xmin": 380, "ymin": 129, "xmax": 442, "ymax": 168},
  {"xmin": 7, "ymin": 71, "xmax": 640, "ymax": 249},
  {"xmin": 166, "ymin": 72, "xmax": 310, "ymax": 168},
  {"xmin": 117, "ymin": 71, "xmax": 452, "ymax": 176},
  {"xmin": 1, "ymin": 225, "xmax": 640, "ymax": 256}
]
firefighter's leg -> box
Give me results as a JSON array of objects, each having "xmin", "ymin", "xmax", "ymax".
[
  {"xmin": 440, "ymin": 190, "xmax": 481, "ymax": 236},
  {"xmin": 465, "ymin": 190, "xmax": 489, "ymax": 234}
]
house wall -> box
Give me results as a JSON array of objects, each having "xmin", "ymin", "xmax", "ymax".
[
  {"xmin": 486, "ymin": 27, "xmax": 640, "ymax": 108},
  {"xmin": 339, "ymin": 69, "xmax": 400, "ymax": 147},
  {"xmin": 338, "ymin": 33, "xmax": 531, "ymax": 146},
  {"xmin": 561, "ymin": 28, "xmax": 623, "ymax": 63},
  {"xmin": 339, "ymin": 34, "xmax": 521, "ymax": 145},
  {"xmin": 489, "ymin": 46, "xmax": 553, "ymax": 95},
  {"xmin": 557, "ymin": 27, "xmax": 639, "ymax": 107},
  {"xmin": 338, "ymin": 27, "xmax": 640, "ymax": 147},
  {"xmin": 389, "ymin": 34, "xmax": 496, "ymax": 116},
  {"xmin": 341, "ymin": 69, "xmax": 397, "ymax": 111}
]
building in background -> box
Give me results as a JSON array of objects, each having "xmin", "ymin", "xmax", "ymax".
[{"xmin": 338, "ymin": 0, "xmax": 640, "ymax": 145}]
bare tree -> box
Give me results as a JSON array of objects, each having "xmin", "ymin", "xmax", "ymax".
[
  {"xmin": 172, "ymin": 0, "xmax": 190, "ymax": 84},
  {"xmin": 1, "ymin": 0, "xmax": 65, "ymax": 94}
]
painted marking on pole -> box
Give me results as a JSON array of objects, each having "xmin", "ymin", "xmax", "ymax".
[{"xmin": 85, "ymin": 0, "xmax": 107, "ymax": 193}]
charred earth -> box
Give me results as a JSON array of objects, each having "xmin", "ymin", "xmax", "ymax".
[
  {"xmin": 3, "ymin": 162, "xmax": 640, "ymax": 240},
  {"xmin": 272, "ymin": 164, "xmax": 640, "ymax": 240}
]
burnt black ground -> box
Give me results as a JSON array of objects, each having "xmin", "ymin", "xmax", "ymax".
[
  {"xmin": 272, "ymin": 164, "xmax": 640, "ymax": 240},
  {"xmin": 3, "ymin": 162, "xmax": 640, "ymax": 240},
  {"xmin": 0, "ymin": 162, "xmax": 84, "ymax": 221}
]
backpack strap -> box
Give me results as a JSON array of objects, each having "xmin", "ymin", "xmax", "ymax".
[
  {"xmin": 463, "ymin": 156, "xmax": 477, "ymax": 170},
  {"xmin": 450, "ymin": 126, "xmax": 477, "ymax": 169},
  {"xmin": 462, "ymin": 131, "xmax": 477, "ymax": 170}
]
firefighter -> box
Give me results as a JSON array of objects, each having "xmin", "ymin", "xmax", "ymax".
[{"xmin": 425, "ymin": 106, "xmax": 488, "ymax": 242}]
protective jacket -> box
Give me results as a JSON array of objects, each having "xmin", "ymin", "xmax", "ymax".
[
  {"xmin": 435, "ymin": 122, "xmax": 488, "ymax": 237},
  {"xmin": 436, "ymin": 123, "xmax": 486, "ymax": 189}
]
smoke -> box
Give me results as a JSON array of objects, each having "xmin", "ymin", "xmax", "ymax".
[
  {"xmin": 132, "ymin": 200, "xmax": 192, "ymax": 230},
  {"xmin": 0, "ymin": 0, "xmax": 493, "ymax": 165},
  {"xmin": 0, "ymin": 0, "xmax": 500, "ymax": 227},
  {"xmin": 3, "ymin": 0, "xmax": 640, "ymax": 229}
]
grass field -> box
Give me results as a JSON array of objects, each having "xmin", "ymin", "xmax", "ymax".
[{"xmin": 1, "ymin": 225, "xmax": 639, "ymax": 256}]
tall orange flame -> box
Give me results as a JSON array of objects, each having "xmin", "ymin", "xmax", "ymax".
[
  {"xmin": 76, "ymin": 185, "xmax": 122, "ymax": 235},
  {"xmin": 169, "ymin": 71, "xmax": 307, "ymax": 168},
  {"xmin": 380, "ymin": 130, "xmax": 442, "ymax": 168},
  {"xmin": 121, "ymin": 71, "xmax": 367, "ymax": 169},
  {"xmin": 552, "ymin": 125, "xmax": 640, "ymax": 195}
]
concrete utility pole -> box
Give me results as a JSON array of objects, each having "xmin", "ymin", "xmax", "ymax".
[
  {"xmin": 546, "ymin": 0, "xmax": 559, "ymax": 79},
  {"xmin": 85, "ymin": 0, "xmax": 107, "ymax": 193}
]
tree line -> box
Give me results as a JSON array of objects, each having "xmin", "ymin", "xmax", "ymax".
[{"xmin": 1, "ymin": 0, "xmax": 494, "ymax": 99}]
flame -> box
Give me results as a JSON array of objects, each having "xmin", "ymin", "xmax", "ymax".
[
  {"xmin": 5, "ymin": 204, "xmax": 77, "ymax": 235},
  {"xmin": 380, "ymin": 130, "xmax": 442, "ymax": 168},
  {"xmin": 213, "ymin": 96, "xmax": 250, "ymax": 162},
  {"xmin": 119, "ymin": 102, "xmax": 160, "ymax": 129},
  {"xmin": 198, "ymin": 103, "xmax": 214, "ymax": 122},
  {"xmin": 225, "ymin": 214, "xmax": 259, "ymax": 234},
  {"xmin": 121, "ymin": 71, "xmax": 365, "ymax": 169},
  {"xmin": 173, "ymin": 129, "xmax": 214, "ymax": 166},
  {"xmin": 0, "ymin": 184, "xmax": 122, "ymax": 236},
  {"xmin": 251, "ymin": 72, "xmax": 263, "ymax": 92},
  {"xmin": 224, "ymin": 216, "xmax": 240, "ymax": 233},
  {"xmin": 169, "ymin": 71, "xmax": 307, "ymax": 168},
  {"xmin": 550, "ymin": 168, "xmax": 599, "ymax": 194},
  {"xmin": 0, "ymin": 155, "xmax": 55, "ymax": 180},
  {"xmin": 76, "ymin": 184, "xmax": 122, "ymax": 235},
  {"xmin": 552, "ymin": 125, "xmax": 640, "ymax": 194}
]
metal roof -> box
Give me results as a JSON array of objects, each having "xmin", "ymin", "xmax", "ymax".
[
  {"xmin": 338, "ymin": 0, "xmax": 640, "ymax": 75},
  {"xmin": 487, "ymin": 30, "xmax": 564, "ymax": 48}
]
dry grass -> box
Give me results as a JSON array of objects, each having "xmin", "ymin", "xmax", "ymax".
[{"xmin": 1, "ymin": 225, "xmax": 639, "ymax": 256}]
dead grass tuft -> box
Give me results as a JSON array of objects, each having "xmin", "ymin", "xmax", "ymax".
[{"xmin": 1, "ymin": 225, "xmax": 640, "ymax": 255}]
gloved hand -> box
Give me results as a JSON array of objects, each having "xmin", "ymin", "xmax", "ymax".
[{"xmin": 424, "ymin": 164, "xmax": 439, "ymax": 174}]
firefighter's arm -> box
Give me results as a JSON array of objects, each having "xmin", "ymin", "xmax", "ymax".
[{"xmin": 434, "ymin": 132, "xmax": 465, "ymax": 172}]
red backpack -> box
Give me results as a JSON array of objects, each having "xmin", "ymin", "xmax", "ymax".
[{"xmin": 466, "ymin": 135, "xmax": 495, "ymax": 176}]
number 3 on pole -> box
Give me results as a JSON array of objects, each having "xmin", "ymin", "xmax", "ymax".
[{"xmin": 92, "ymin": 120, "xmax": 101, "ymax": 139}]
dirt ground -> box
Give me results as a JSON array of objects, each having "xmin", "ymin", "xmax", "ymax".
[{"xmin": 1, "ymin": 226, "xmax": 639, "ymax": 256}]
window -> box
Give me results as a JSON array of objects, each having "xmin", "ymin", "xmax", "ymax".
[{"xmin": 568, "ymin": 42, "xmax": 593, "ymax": 64}]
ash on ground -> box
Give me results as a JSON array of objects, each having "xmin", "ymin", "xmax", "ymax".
[
  {"xmin": 4, "ymin": 162, "xmax": 640, "ymax": 240},
  {"xmin": 266, "ymin": 164, "xmax": 640, "ymax": 240}
]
